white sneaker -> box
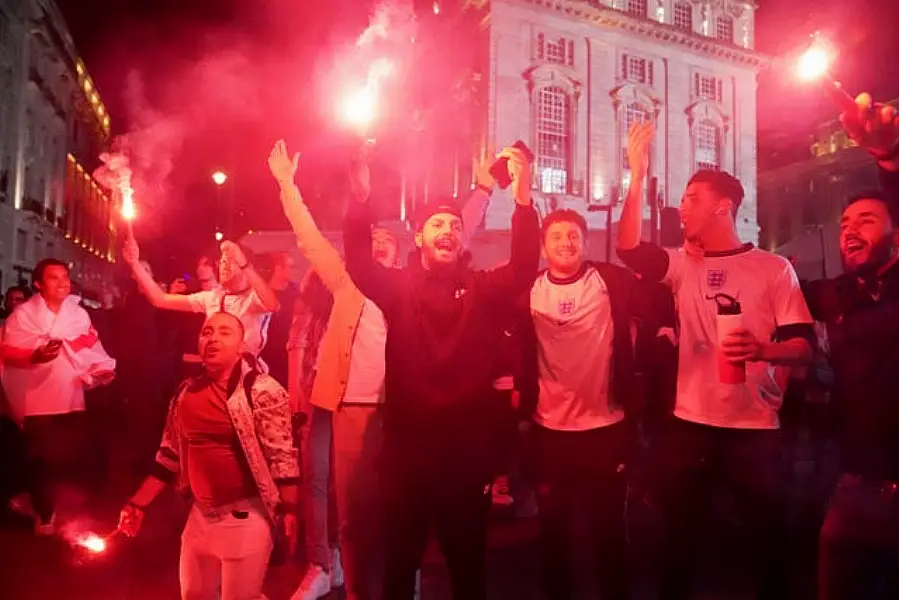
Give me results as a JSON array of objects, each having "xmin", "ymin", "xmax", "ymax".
[
  {"xmin": 330, "ymin": 547, "xmax": 345, "ymax": 588},
  {"xmin": 291, "ymin": 564, "xmax": 331, "ymax": 600}
]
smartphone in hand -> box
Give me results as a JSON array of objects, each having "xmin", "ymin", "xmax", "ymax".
[{"xmin": 490, "ymin": 140, "xmax": 535, "ymax": 190}]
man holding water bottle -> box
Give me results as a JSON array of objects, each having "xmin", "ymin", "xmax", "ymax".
[{"xmin": 616, "ymin": 124, "xmax": 815, "ymax": 600}]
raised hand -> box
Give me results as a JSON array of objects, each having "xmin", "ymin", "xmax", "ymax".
[
  {"xmin": 627, "ymin": 121, "xmax": 654, "ymax": 179},
  {"xmin": 220, "ymin": 241, "xmax": 248, "ymax": 268},
  {"xmin": 497, "ymin": 146, "xmax": 532, "ymax": 206},
  {"xmin": 473, "ymin": 156, "xmax": 496, "ymax": 192},
  {"xmin": 839, "ymin": 93, "xmax": 899, "ymax": 160},
  {"xmin": 349, "ymin": 153, "xmax": 372, "ymax": 204},
  {"xmin": 122, "ymin": 236, "xmax": 140, "ymax": 266},
  {"xmin": 268, "ymin": 139, "xmax": 300, "ymax": 184}
]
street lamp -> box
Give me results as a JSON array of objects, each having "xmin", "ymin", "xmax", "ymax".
[{"xmin": 215, "ymin": 231, "xmax": 224, "ymax": 242}]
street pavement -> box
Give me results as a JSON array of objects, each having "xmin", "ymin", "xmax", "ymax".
[{"xmin": 0, "ymin": 489, "xmax": 822, "ymax": 600}]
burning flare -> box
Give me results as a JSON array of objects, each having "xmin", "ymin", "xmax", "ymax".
[{"xmin": 77, "ymin": 534, "xmax": 107, "ymax": 553}]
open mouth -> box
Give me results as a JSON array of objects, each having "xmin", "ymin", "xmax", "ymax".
[
  {"xmin": 435, "ymin": 237, "xmax": 456, "ymax": 252},
  {"xmin": 843, "ymin": 236, "xmax": 867, "ymax": 258}
]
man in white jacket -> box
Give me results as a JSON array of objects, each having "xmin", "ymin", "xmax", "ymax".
[{"xmin": 2, "ymin": 259, "xmax": 116, "ymax": 535}]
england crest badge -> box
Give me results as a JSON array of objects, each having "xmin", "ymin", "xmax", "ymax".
[{"xmin": 707, "ymin": 269, "xmax": 727, "ymax": 290}]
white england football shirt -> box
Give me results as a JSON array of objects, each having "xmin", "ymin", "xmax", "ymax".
[
  {"xmin": 187, "ymin": 288, "xmax": 272, "ymax": 357},
  {"xmin": 663, "ymin": 245, "xmax": 812, "ymax": 429},
  {"xmin": 530, "ymin": 267, "xmax": 623, "ymax": 431}
]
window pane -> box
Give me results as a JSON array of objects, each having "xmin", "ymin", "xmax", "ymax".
[
  {"xmin": 715, "ymin": 16, "xmax": 733, "ymax": 42},
  {"xmin": 536, "ymin": 87, "xmax": 570, "ymax": 194},
  {"xmin": 695, "ymin": 121, "xmax": 721, "ymax": 171},
  {"xmin": 674, "ymin": 3, "xmax": 692, "ymax": 31},
  {"xmin": 626, "ymin": 0, "xmax": 647, "ymax": 17}
]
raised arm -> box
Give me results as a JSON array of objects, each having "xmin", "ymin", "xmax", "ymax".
[
  {"xmin": 839, "ymin": 92, "xmax": 899, "ymax": 199},
  {"xmin": 342, "ymin": 155, "xmax": 402, "ymax": 311},
  {"xmin": 220, "ymin": 241, "xmax": 279, "ymax": 312},
  {"xmin": 459, "ymin": 160, "xmax": 496, "ymax": 248},
  {"xmin": 615, "ymin": 122, "xmax": 672, "ymax": 281},
  {"xmin": 477, "ymin": 146, "xmax": 540, "ymax": 300},
  {"xmin": 122, "ymin": 238, "xmax": 194, "ymax": 312},
  {"xmin": 268, "ymin": 140, "xmax": 351, "ymax": 294}
]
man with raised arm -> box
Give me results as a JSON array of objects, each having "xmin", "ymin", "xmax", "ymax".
[
  {"xmin": 616, "ymin": 123, "xmax": 814, "ymax": 600},
  {"xmin": 122, "ymin": 237, "xmax": 278, "ymax": 360},
  {"xmin": 343, "ymin": 146, "xmax": 539, "ymax": 600},
  {"xmin": 268, "ymin": 140, "xmax": 497, "ymax": 600},
  {"xmin": 808, "ymin": 94, "xmax": 899, "ymax": 600}
]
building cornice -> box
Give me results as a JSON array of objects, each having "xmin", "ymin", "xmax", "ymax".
[{"xmin": 512, "ymin": 0, "xmax": 769, "ymax": 70}]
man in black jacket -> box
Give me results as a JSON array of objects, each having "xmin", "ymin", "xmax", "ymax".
[
  {"xmin": 343, "ymin": 147, "xmax": 540, "ymax": 600},
  {"xmin": 808, "ymin": 93, "xmax": 899, "ymax": 600}
]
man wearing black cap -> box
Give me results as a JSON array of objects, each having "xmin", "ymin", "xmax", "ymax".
[{"xmin": 343, "ymin": 147, "xmax": 540, "ymax": 600}]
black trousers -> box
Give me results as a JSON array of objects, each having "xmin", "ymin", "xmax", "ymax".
[
  {"xmin": 22, "ymin": 412, "xmax": 90, "ymax": 521},
  {"xmin": 380, "ymin": 437, "xmax": 494, "ymax": 600},
  {"xmin": 657, "ymin": 417, "xmax": 789, "ymax": 600},
  {"xmin": 818, "ymin": 473, "xmax": 899, "ymax": 600},
  {"xmin": 532, "ymin": 422, "xmax": 631, "ymax": 600}
]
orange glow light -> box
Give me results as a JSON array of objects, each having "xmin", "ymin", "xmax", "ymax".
[{"xmin": 121, "ymin": 187, "xmax": 135, "ymax": 221}]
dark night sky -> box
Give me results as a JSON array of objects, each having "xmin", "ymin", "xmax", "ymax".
[{"xmin": 53, "ymin": 0, "xmax": 899, "ymax": 276}]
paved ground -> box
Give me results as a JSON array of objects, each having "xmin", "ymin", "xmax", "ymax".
[
  {"xmin": 0, "ymin": 423, "xmax": 833, "ymax": 599},
  {"xmin": 0, "ymin": 489, "xmax": 823, "ymax": 600}
]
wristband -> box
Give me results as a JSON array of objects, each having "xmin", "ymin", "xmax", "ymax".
[{"xmin": 477, "ymin": 183, "xmax": 494, "ymax": 196}]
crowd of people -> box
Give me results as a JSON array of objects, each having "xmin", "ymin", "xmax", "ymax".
[{"xmin": 0, "ymin": 91, "xmax": 898, "ymax": 600}]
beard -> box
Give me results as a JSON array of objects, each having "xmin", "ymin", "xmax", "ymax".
[{"xmin": 842, "ymin": 236, "xmax": 894, "ymax": 276}]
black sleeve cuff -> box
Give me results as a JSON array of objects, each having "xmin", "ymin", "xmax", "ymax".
[
  {"xmin": 616, "ymin": 242, "xmax": 670, "ymax": 283},
  {"xmin": 149, "ymin": 461, "xmax": 177, "ymax": 484},
  {"xmin": 774, "ymin": 323, "xmax": 817, "ymax": 351}
]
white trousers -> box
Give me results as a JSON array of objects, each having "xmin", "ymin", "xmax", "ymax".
[{"xmin": 180, "ymin": 504, "xmax": 273, "ymax": 600}]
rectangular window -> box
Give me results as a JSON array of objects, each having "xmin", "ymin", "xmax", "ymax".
[
  {"xmin": 626, "ymin": 0, "xmax": 647, "ymax": 17},
  {"xmin": 623, "ymin": 55, "xmax": 648, "ymax": 84},
  {"xmin": 673, "ymin": 3, "xmax": 693, "ymax": 31},
  {"xmin": 695, "ymin": 121, "xmax": 721, "ymax": 172},
  {"xmin": 537, "ymin": 33, "xmax": 573, "ymax": 66},
  {"xmin": 715, "ymin": 16, "xmax": 734, "ymax": 43},
  {"xmin": 695, "ymin": 74, "xmax": 721, "ymax": 102},
  {"xmin": 536, "ymin": 87, "xmax": 571, "ymax": 194}
]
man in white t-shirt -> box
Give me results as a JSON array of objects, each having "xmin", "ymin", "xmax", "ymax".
[
  {"xmin": 517, "ymin": 207, "xmax": 640, "ymax": 600},
  {"xmin": 2, "ymin": 259, "xmax": 116, "ymax": 534},
  {"xmin": 122, "ymin": 237, "xmax": 278, "ymax": 360},
  {"xmin": 617, "ymin": 124, "xmax": 814, "ymax": 600}
]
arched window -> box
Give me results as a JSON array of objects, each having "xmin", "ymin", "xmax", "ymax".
[
  {"xmin": 621, "ymin": 102, "xmax": 650, "ymax": 190},
  {"xmin": 694, "ymin": 120, "xmax": 721, "ymax": 172},
  {"xmin": 535, "ymin": 86, "xmax": 571, "ymax": 194}
]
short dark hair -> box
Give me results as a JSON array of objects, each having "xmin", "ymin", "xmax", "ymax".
[
  {"xmin": 687, "ymin": 170, "xmax": 745, "ymax": 216},
  {"xmin": 6, "ymin": 285, "xmax": 29, "ymax": 297},
  {"xmin": 845, "ymin": 189, "xmax": 899, "ymax": 225},
  {"xmin": 32, "ymin": 259, "xmax": 68, "ymax": 287},
  {"xmin": 541, "ymin": 209, "xmax": 588, "ymax": 240}
]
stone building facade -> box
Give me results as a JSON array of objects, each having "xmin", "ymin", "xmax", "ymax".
[
  {"xmin": 0, "ymin": 0, "xmax": 116, "ymax": 294},
  {"xmin": 481, "ymin": 0, "xmax": 764, "ymax": 243}
]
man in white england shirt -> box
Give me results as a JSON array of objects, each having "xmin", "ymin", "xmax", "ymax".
[
  {"xmin": 617, "ymin": 124, "xmax": 815, "ymax": 600},
  {"xmin": 122, "ymin": 237, "xmax": 279, "ymax": 361},
  {"xmin": 518, "ymin": 201, "xmax": 646, "ymax": 600}
]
